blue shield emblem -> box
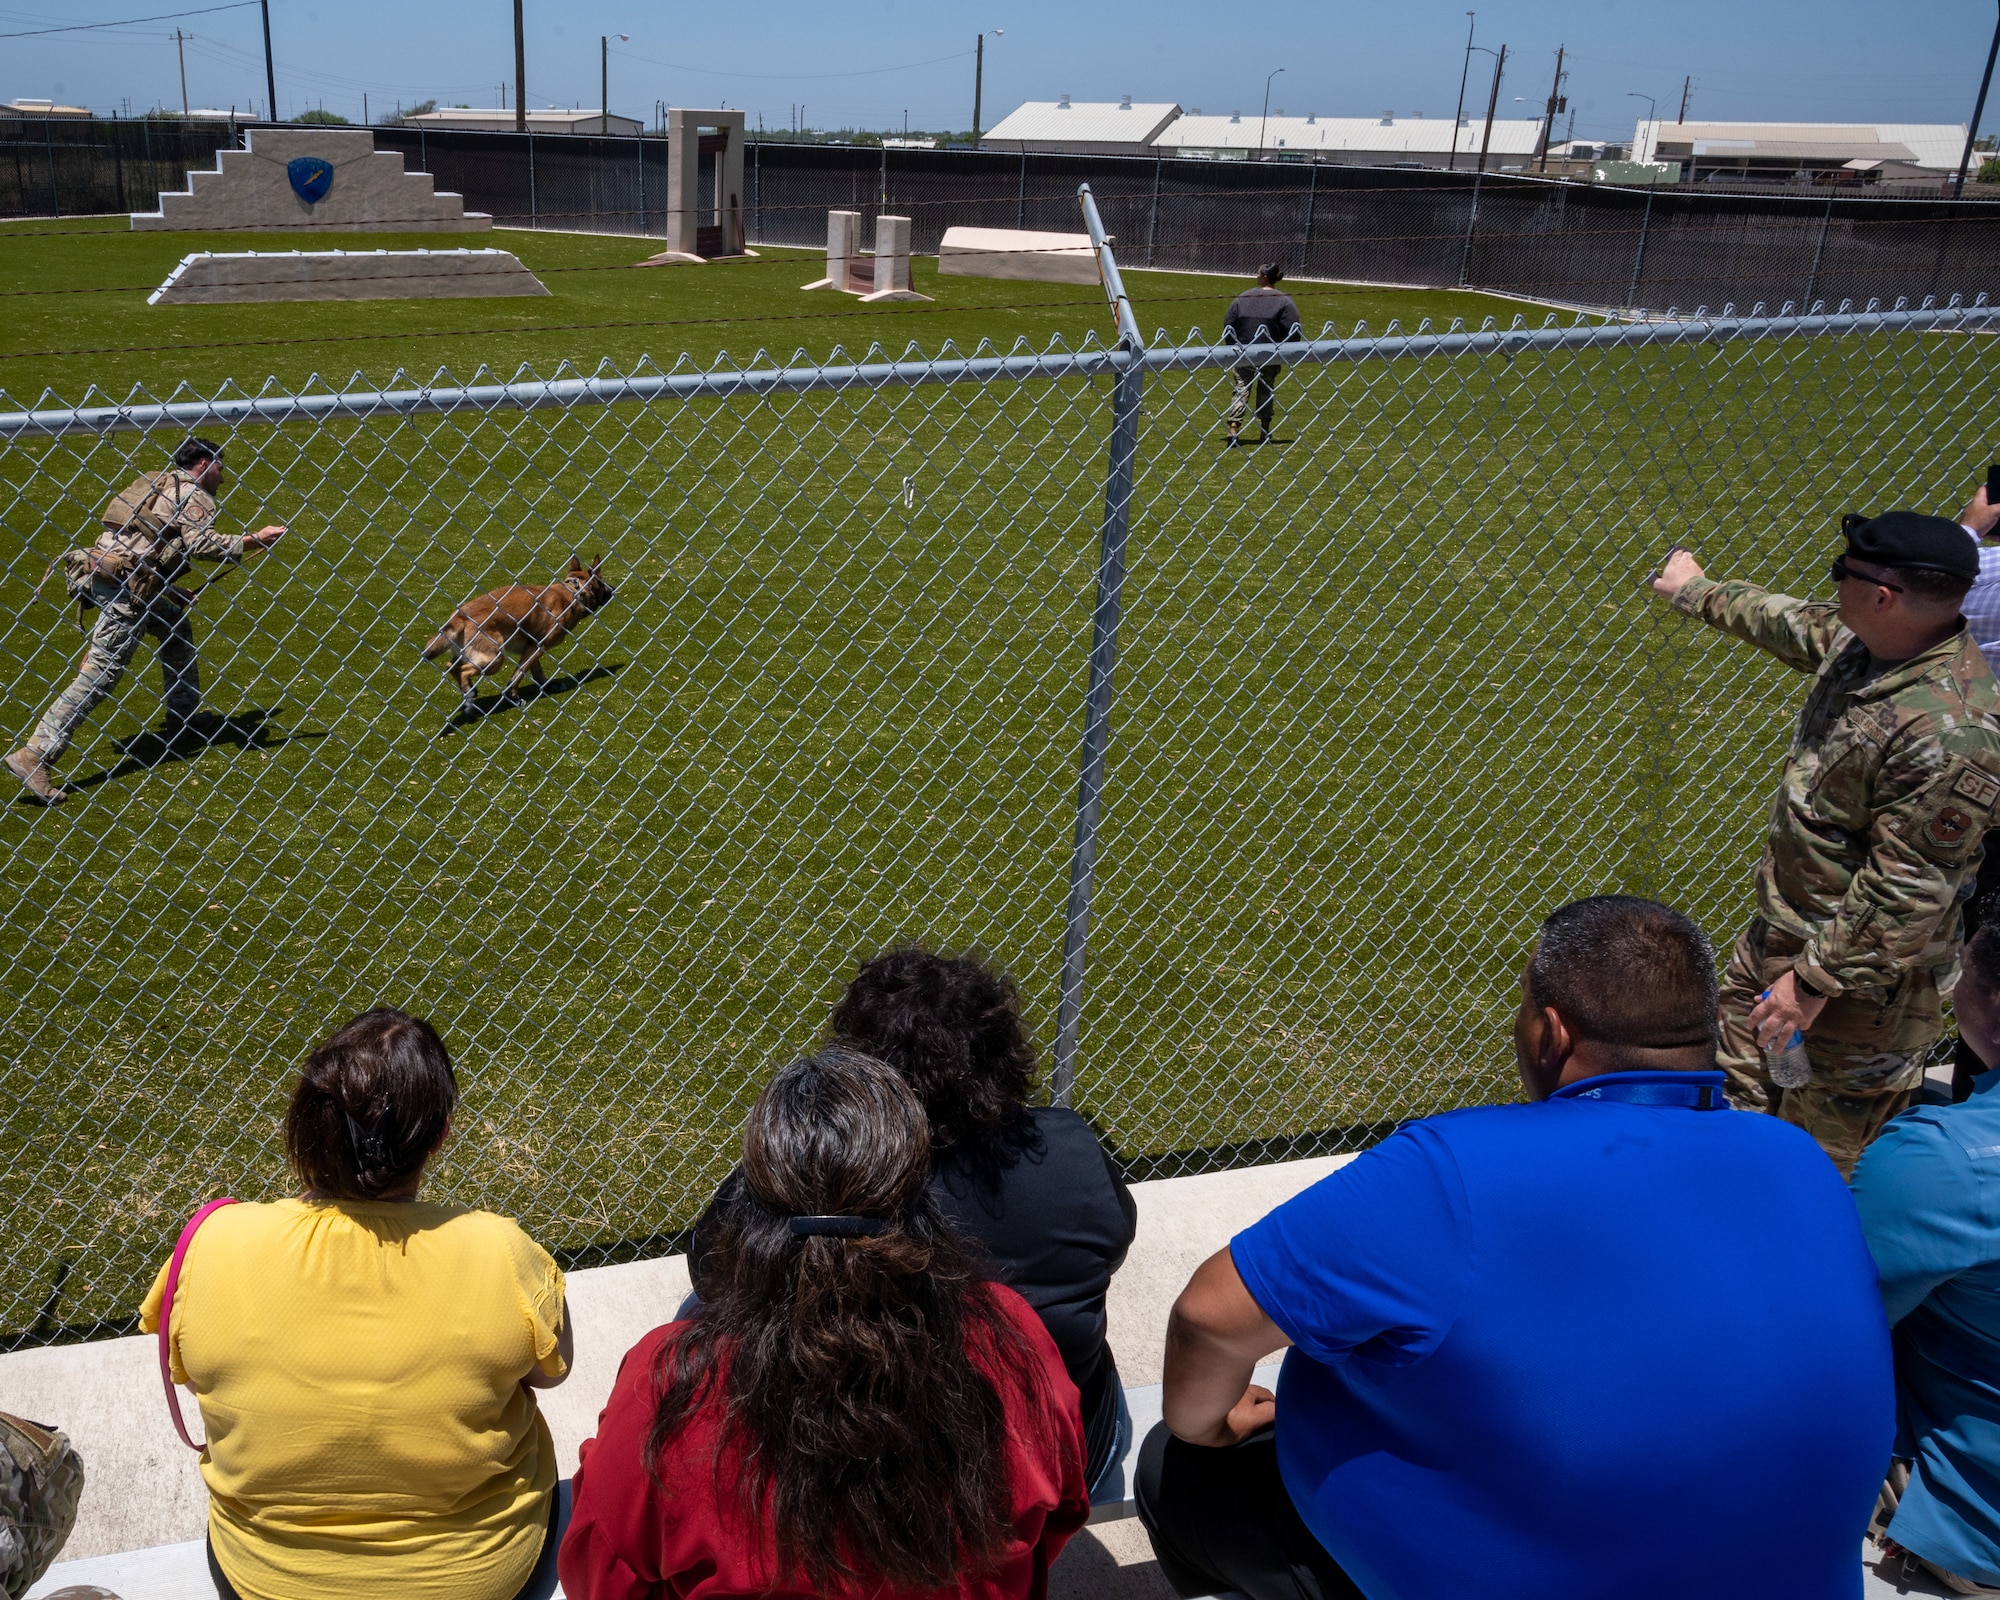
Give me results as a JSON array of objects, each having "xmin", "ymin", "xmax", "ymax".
[{"xmin": 287, "ymin": 157, "xmax": 333, "ymax": 204}]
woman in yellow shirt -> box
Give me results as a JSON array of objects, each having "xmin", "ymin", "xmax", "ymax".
[{"xmin": 140, "ymin": 1008, "xmax": 574, "ymax": 1600}]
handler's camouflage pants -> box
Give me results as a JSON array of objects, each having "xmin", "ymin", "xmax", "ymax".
[
  {"xmin": 1718, "ymin": 917, "xmax": 1937, "ymax": 1176},
  {"xmin": 1226, "ymin": 363, "xmax": 1281, "ymax": 436},
  {"xmin": 31, "ymin": 592, "xmax": 200, "ymax": 760}
]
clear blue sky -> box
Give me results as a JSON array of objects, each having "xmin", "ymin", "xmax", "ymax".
[{"xmin": 7, "ymin": 0, "xmax": 1997, "ymax": 144}]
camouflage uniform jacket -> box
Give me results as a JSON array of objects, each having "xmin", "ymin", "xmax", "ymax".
[
  {"xmin": 1675, "ymin": 574, "xmax": 2000, "ymax": 999},
  {"xmin": 93, "ymin": 469, "xmax": 242, "ymax": 613}
]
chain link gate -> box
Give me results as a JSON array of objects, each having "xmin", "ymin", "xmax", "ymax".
[{"xmin": 3, "ymin": 188, "xmax": 1997, "ymax": 1347}]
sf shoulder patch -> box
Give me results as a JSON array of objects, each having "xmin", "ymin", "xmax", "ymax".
[
  {"xmin": 1910, "ymin": 759, "xmax": 2000, "ymax": 863},
  {"xmin": 1955, "ymin": 767, "xmax": 2000, "ymax": 809}
]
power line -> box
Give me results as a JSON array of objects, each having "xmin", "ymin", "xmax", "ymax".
[
  {"xmin": 0, "ymin": 0, "xmax": 254, "ymax": 39},
  {"xmin": 608, "ymin": 43, "xmax": 975, "ymax": 82}
]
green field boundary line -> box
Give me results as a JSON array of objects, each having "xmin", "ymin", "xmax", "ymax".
[{"xmin": 4, "ymin": 297, "xmax": 1992, "ymax": 439}]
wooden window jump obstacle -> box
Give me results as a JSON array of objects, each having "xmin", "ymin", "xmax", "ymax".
[
  {"xmin": 637, "ymin": 108, "xmax": 759, "ymax": 265},
  {"xmin": 800, "ymin": 211, "xmax": 931, "ymax": 303}
]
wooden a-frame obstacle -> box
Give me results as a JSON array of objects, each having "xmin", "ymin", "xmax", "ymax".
[
  {"xmin": 638, "ymin": 108, "xmax": 759, "ymax": 265},
  {"xmin": 801, "ymin": 211, "xmax": 931, "ymax": 303}
]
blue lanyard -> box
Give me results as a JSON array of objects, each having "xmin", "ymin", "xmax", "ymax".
[{"xmin": 1553, "ymin": 1072, "xmax": 1730, "ymax": 1111}]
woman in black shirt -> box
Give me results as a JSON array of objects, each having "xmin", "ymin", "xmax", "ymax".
[{"xmin": 692, "ymin": 947, "xmax": 1138, "ymax": 1491}]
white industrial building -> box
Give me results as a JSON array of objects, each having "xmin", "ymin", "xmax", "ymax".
[
  {"xmin": 980, "ymin": 97, "xmax": 1183, "ymax": 155},
  {"xmin": 979, "ymin": 100, "xmax": 1546, "ymax": 166},
  {"xmin": 1631, "ymin": 120, "xmax": 1966, "ymax": 181},
  {"xmin": 1154, "ymin": 112, "xmax": 1545, "ymax": 165},
  {"xmin": 403, "ymin": 108, "xmax": 643, "ymax": 136}
]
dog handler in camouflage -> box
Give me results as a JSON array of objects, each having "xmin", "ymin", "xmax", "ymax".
[
  {"xmin": 6, "ymin": 437, "xmax": 285, "ymax": 805},
  {"xmin": 1652, "ymin": 513, "xmax": 2000, "ymax": 1174}
]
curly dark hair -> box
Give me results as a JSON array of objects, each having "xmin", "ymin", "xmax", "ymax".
[
  {"xmin": 646, "ymin": 1048, "xmax": 1041, "ymax": 1591},
  {"xmin": 827, "ymin": 946, "xmax": 1040, "ymax": 1157}
]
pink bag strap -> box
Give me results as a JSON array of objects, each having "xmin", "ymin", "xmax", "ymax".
[{"xmin": 158, "ymin": 1198, "xmax": 238, "ymax": 1451}]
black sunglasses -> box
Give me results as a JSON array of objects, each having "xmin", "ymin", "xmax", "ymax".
[{"xmin": 1830, "ymin": 555, "xmax": 1904, "ymax": 593}]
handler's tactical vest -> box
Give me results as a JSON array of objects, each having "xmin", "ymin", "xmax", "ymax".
[{"xmin": 87, "ymin": 471, "xmax": 216, "ymax": 597}]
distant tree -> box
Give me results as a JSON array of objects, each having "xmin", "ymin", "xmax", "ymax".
[
  {"xmin": 387, "ymin": 99, "xmax": 438, "ymax": 125},
  {"xmin": 1980, "ymin": 155, "xmax": 2000, "ymax": 185},
  {"xmin": 292, "ymin": 108, "xmax": 350, "ymax": 125}
]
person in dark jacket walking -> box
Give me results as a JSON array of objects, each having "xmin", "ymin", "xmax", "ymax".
[{"xmin": 1223, "ymin": 264, "xmax": 1303, "ymax": 446}]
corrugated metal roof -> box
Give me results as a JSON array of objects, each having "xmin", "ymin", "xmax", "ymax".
[
  {"xmin": 981, "ymin": 101, "xmax": 1182, "ymax": 146},
  {"xmin": 1153, "ymin": 114, "xmax": 1544, "ymax": 156},
  {"xmin": 407, "ymin": 109, "xmax": 644, "ymax": 134},
  {"xmin": 1632, "ymin": 120, "xmax": 1966, "ymax": 170}
]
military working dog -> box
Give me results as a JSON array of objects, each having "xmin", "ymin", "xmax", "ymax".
[{"xmin": 421, "ymin": 554, "xmax": 613, "ymax": 718}]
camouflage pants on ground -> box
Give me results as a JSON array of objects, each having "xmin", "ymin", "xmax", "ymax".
[
  {"xmin": 1718, "ymin": 917, "xmax": 1938, "ymax": 1176},
  {"xmin": 1226, "ymin": 364, "xmax": 1281, "ymax": 435},
  {"xmin": 31, "ymin": 591, "xmax": 200, "ymax": 761}
]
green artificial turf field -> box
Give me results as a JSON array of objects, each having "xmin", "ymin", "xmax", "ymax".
[
  {"xmin": 1, "ymin": 216, "xmax": 1987, "ymax": 1343},
  {"xmin": 0, "ymin": 216, "xmax": 1542, "ymax": 400}
]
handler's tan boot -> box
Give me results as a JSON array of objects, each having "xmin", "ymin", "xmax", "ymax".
[{"xmin": 5, "ymin": 746, "xmax": 68, "ymax": 805}]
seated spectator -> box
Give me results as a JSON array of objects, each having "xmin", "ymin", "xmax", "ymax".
[
  {"xmin": 1853, "ymin": 919, "xmax": 2000, "ymax": 1594},
  {"xmin": 139, "ymin": 1008, "xmax": 572, "ymax": 1600},
  {"xmin": 1136, "ymin": 895, "xmax": 1894, "ymax": 1600},
  {"xmin": 693, "ymin": 946, "xmax": 1137, "ymax": 1493},
  {"xmin": 559, "ymin": 1047, "xmax": 1088, "ymax": 1599}
]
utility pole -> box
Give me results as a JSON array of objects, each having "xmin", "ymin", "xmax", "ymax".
[
  {"xmin": 258, "ymin": 0, "xmax": 274, "ymax": 122},
  {"xmin": 1955, "ymin": 1, "xmax": 2000, "ymax": 198},
  {"xmin": 1538, "ymin": 44, "xmax": 1566, "ymax": 173},
  {"xmin": 1450, "ymin": 12, "xmax": 1475, "ymax": 170},
  {"xmin": 1476, "ymin": 42, "xmax": 1506, "ymax": 173},
  {"xmin": 363, "ymin": 92, "xmax": 369, "ymax": 125},
  {"xmin": 513, "ymin": 0, "xmax": 526, "ymax": 133},
  {"xmin": 1677, "ymin": 74, "xmax": 1692, "ymax": 122},
  {"xmin": 175, "ymin": 29, "xmax": 190, "ymax": 115}
]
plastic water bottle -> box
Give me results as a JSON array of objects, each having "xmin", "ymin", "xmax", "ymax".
[{"xmin": 1760, "ymin": 989, "xmax": 1814, "ymax": 1088}]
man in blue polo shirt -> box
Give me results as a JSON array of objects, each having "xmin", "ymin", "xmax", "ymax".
[{"xmin": 1135, "ymin": 895, "xmax": 1894, "ymax": 1600}]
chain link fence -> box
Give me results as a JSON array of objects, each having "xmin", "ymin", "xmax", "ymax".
[{"xmin": 2, "ymin": 198, "xmax": 1997, "ymax": 1344}]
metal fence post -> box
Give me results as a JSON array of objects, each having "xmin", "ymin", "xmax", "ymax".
[
  {"xmin": 1803, "ymin": 191, "xmax": 1834, "ymax": 309},
  {"xmin": 1299, "ymin": 160, "xmax": 1319, "ymax": 275},
  {"xmin": 1456, "ymin": 168, "xmax": 1484, "ymax": 288},
  {"xmin": 636, "ymin": 133, "xmax": 645, "ymax": 233},
  {"xmin": 1624, "ymin": 187, "xmax": 1656, "ymax": 312},
  {"xmin": 1146, "ymin": 149, "xmax": 1163, "ymax": 267},
  {"xmin": 1052, "ymin": 183, "xmax": 1147, "ymax": 1108},
  {"xmin": 43, "ymin": 117, "xmax": 58, "ymax": 217},
  {"xmin": 1018, "ymin": 147, "xmax": 1028, "ymax": 229},
  {"xmin": 528, "ymin": 130, "xmax": 538, "ymax": 227},
  {"xmin": 753, "ymin": 136, "xmax": 760, "ymax": 243}
]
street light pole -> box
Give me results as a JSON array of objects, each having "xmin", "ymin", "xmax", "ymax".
[
  {"xmin": 257, "ymin": 0, "xmax": 275, "ymax": 121},
  {"xmin": 1954, "ymin": 0, "xmax": 2000, "ymax": 198},
  {"xmin": 1258, "ymin": 66, "xmax": 1284, "ymax": 159},
  {"xmin": 513, "ymin": 0, "xmax": 526, "ymax": 133},
  {"xmin": 601, "ymin": 33, "xmax": 627, "ymax": 126},
  {"xmin": 1450, "ymin": 12, "xmax": 1474, "ymax": 170},
  {"xmin": 1476, "ymin": 43, "xmax": 1506, "ymax": 173},
  {"xmin": 973, "ymin": 30, "xmax": 1002, "ymax": 144},
  {"xmin": 1627, "ymin": 91, "xmax": 1657, "ymax": 173}
]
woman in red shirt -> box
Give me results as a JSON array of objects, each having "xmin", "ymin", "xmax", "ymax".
[{"xmin": 559, "ymin": 1047, "xmax": 1090, "ymax": 1600}]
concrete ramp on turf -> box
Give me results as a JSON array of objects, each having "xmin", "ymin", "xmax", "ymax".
[{"xmin": 939, "ymin": 226, "xmax": 1102, "ymax": 285}]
